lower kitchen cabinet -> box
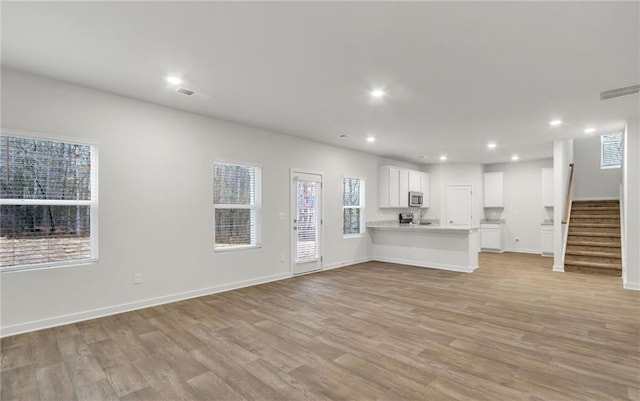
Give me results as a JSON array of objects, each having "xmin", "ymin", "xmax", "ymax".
[
  {"xmin": 541, "ymin": 225, "xmax": 554, "ymax": 256},
  {"xmin": 480, "ymin": 223, "xmax": 504, "ymax": 252}
]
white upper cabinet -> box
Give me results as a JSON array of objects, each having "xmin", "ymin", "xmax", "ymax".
[
  {"xmin": 420, "ymin": 171, "xmax": 430, "ymax": 208},
  {"xmin": 399, "ymin": 169, "xmax": 409, "ymax": 206},
  {"xmin": 483, "ymin": 171, "xmax": 504, "ymax": 208},
  {"xmin": 408, "ymin": 170, "xmax": 421, "ymax": 192},
  {"xmin": 541, "ymin": 168, "xmax": 554, "ymax": 207},
  {"xmin": 378, "ymin": 166, "xmax": 400, "ymax": 208},
  {"xmin": 378, "ymin": 166, "xmax": 430, "ymax": 208}
]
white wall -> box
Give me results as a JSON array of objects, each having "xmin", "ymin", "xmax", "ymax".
[
  {"xmin": 421, "ymin": 163, "xmax": 484, "ymax": 228},
  {"xmin": 484, "ymin": 159, "xmax": 553, "ymax": 253},
  {"xmin": 623, "ymin": 119, "xmax": 640, "ymax": 290},
  {"xmin": 573, "ymin": 134, "xmax": 623, "ymax": 200},
  {"xmin": 553, "ymin": 139, "xmax": 574, "ymax": 271},
  {"xmin": 0, "ymin": 68, "xmax": 415, "ymax": 335}
]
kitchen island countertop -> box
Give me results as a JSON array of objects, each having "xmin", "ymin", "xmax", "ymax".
[{"xmin": 367, "ymin": 221, "xmax": 478, "ymax": 233}]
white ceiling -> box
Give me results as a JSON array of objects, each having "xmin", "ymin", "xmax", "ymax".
[{"xmin": 2, "ymin": 1, "xmax": 639, "ymax": 165}]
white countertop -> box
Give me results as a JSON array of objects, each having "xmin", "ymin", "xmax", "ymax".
[
  {"xmin": 480, "ymin": 219, "xmax": 506, "ymax": 224},
  {"xmin": 367, "ymin": 221, "xmax": 478, "ymax": 233}
]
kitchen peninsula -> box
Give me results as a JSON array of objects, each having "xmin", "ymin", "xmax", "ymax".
[{"xmin": 367, "ymin": 221, "xmax": 479, "ymax": 272}]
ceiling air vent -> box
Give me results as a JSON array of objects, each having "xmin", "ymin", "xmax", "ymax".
[
  {"xmin": 176, "ymin": 87, "xmax": 211, "ymax": 101},
  {"xmin": 177, "ymin": 87, "xmax": 195, "ymax": 96},
  {"xmin": 600, "ymin": 84, "xmax": 640, "ymax": 100}
]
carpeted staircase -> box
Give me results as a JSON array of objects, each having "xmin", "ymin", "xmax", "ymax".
[{"xmin": 565, "ymin": 200, "xmax": 622, "ymax": 276}]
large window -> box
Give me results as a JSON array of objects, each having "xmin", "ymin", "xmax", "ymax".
[
  {"xmin": 601, "ymin": 133, "xmax": 622, "ymax": 169},
  {"xmin": 0, "ymin": 134, "xmax": 98, "ymax": 271},
  {"xmin": 343, "ymin": 177, "xmax": 365, "ymax": 236},
  {"xmin": 214, "ymin": 162, "xmax": 261, "ymax": 250}
]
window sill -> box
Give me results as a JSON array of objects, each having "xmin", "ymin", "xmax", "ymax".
[
  {"xmin": 1, "ymin": 259, "xmax": 98, "ymax": 273},
  {"xmin": 343, "ymin": 233, "xmax": 366, "ymax": 239},
  {"xmin": 214, "ymin": 244, "xmax": 262, "ymax": 253}
]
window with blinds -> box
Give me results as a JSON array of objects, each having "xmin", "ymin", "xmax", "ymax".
[
  {"xmin": 213, "ymin": 162, "xmax": 261, "ymax": 250},
  {"xmin": 601, "ymin": 133, "xmax": 623, "ymax": 169},
  {"xmin": 0, "ymin": 134, "xmax": 98, "ymax": 271},
  {"xmin": 343, "ymin": 177, "xmax": 365, "ymax": 235}
]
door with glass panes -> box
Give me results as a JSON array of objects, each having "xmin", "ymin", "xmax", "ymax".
[{"xmin": 291, "ymin": 171, "xmax": 323, "ymax": 275}]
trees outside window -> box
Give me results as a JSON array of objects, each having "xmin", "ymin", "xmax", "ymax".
[
  {"xmin": 343, "ymin": 177, "xmax": 364, "ymax": 236},
  {"xmin": 214, "ymin": 162, "xmax": 261, "ymax": 250},
  {"xmin": 0, "ymin": 134, "xmax": 97, "ymax": 271}
]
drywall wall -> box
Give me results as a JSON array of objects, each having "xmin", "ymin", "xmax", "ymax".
[
  {"xmin": 0, "ymin": 68, "xmax": 417, "ymax": 335},
  {"xmin": 573, "ymin": 134, "xmax": 622, "ymax": 200},
  {"xmin": 553, "ymin": 139, "xmax": 574, "ymax": 271},
  {"xmin": 484, "ymin": 159, "xmax": 553, "ymax": 253},
  {"xmin": 421, "ymin": 163, "xmax": 484, "ymax": 228},
  {"xmin": 623, "ymin": 119, "xmax": 639, "ymax": 290}
]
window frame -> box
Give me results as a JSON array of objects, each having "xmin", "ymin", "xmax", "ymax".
[
  {"xmin": 342, "ymin": 176, "xmax": 365, "ymax": 238},
  {"xmin": 213, "ymin": 160, "xmax": 262, "ymax": 252},
  {"xmin": 0, "ymin": 129, "xmax": 99, "ymax": 273},
  {"xmin": 600, "ymin": 132, "xmax": 623, "ymax": 169}
]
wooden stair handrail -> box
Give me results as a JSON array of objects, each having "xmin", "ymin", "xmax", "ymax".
[{"xmin": 562, "ymin": 163, "xmax": 575, "ymax": 224}]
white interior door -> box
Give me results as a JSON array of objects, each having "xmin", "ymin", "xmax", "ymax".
[
  {"xmin": 291, "ymin": 171, "xmax": 323, "ymax": 275},
  {"xmin": 446, "ymin": 185, "xmax": 473, "ymax": 227}
]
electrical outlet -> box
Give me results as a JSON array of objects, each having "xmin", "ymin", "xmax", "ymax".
[{"xmin": 133, "ymin": 273, "xmax": 142, "ymax": 284}]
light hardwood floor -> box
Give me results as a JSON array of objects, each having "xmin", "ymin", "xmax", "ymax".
[{"xmin": 2, "ymin": 253, "xmax": 639, "ymax": 401}]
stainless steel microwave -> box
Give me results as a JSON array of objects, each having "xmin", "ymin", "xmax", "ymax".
[{"xmin": 409, "ymin": 191, "xmax": 423, "ymax": 207}]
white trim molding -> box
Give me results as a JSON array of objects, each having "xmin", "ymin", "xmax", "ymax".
[
  {"xmin": 323, "ymin": 257, "xmax": 372, "ymax": 271},
  {"xmin": 0, "ymin": 272, "xmax": 290, "ymax": 338}
]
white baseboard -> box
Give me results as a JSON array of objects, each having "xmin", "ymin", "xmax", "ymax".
[
  {"xmin": 0, "ymin": 272, "xmax": 291, "ymax": 338},
  {"xmin": 323, "ymin": 257, "xmax": 372, "ymax": 271},
  {"xmin": 552, "ymin": 264, "xmax": 565, "ymax": 272},
  {"xmin": 623, "ymin": 280, "xmax": 640, "ymax": 291},
  {"xmin": 480, "ymin": 249, "xmax": 505, "ymax": 253},
  {"xmin": 505, "ymin": 247, "xmax": 541, "ymax": 254},
  {"xmin": 371, "ymin": 256, "xmax": 476, "ymax": 273}
]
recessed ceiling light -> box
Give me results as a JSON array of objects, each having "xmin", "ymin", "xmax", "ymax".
[
  {"xmin": 339, "ymin": 134, "xmax": 348, "ymax": 138},
  {"xmin": 511, "ymin": 155, "xmax": 520, "ymax": 161},
  {"xmin": 440, "ymin": 155, "xmax": 447, "ymax": 161},
  {"xmin": 166, "ymin": 76, "xmax": 182, "ymax": 85},
  {"xmin": 366, "ymin": 136, "xmax": 376, "ymax": 143},
  {"xmin": 549, "ymin": 119, "xmax": 563, "ymax": 126},
  {"xmin": 584, "ymin": 127, "xmax": 596, "ymax": 134},
  {"xmin": 369, "ymin": 88, "xmax": 386, "ymax": 99},
  {"xmin": 487, "ymin": 142, "xmax": 497, "ymax": 150}
]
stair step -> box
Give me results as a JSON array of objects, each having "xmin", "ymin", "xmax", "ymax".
[
  {"xmin": 570, "ymin": 223, "xmax": 620, "ymax": 228},
  {"xmin": 565, "ymin": 249, "xmax": 621, "ymax": 259},
  {"xmin": 565, "ymin": 265, "xmax": 621, "ymax": 277},
  {"xmin": 564, "ymin": 256, "xmax": 621, "ymax": 268},
  {"xmin": 566, "ymin": 240, "xmax": 621, "ymax": 249},
  {"xmin": 570, "ymin": 219, "xmax": 620, "ymax": 226},
  {"xmin": 568, "ymin": 229, "xmax": 621, "ymax": 237},
  {"xmin": 570, "ymin": 214, "xmax": 619, "ymax": 219},
  {"xmin": 571, "ymin": 207, "xmax": 619, "ymax": 212},
  {"xmin": 571, "ymin": 216, "xmax": 620, "ymax": 222},
  {"xmin": 568, "ymin": 228, "xmax": 620, "ymax": 236},
  {"xmin": 572, "ymin": 200, "xmax": 619, "ymax": 205}
]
